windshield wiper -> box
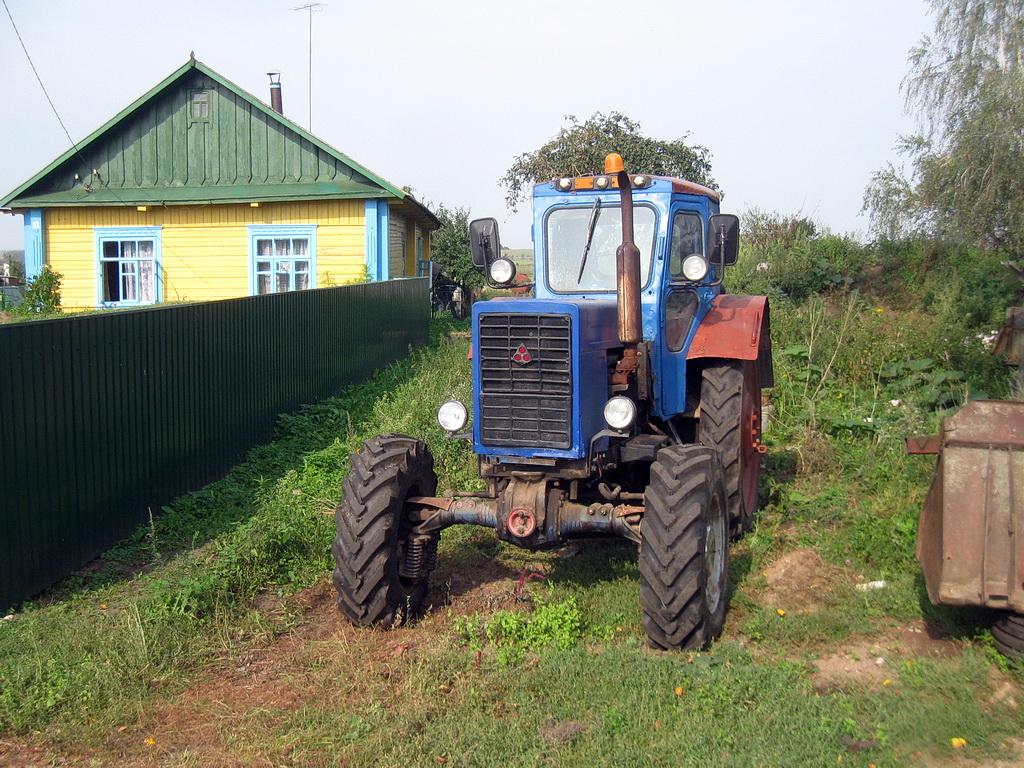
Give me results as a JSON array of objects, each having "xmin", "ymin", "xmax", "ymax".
[{"xmin": 576, "ymin": 197, "xmax": 602, "ymax": 284}]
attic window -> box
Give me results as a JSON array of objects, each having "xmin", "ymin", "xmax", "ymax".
[{"xmin": 190, "ymin": 90, "xmax": 210, "ymax": 121}]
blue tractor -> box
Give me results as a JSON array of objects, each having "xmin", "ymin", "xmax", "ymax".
[{"xmin": 333, "ymin": 154, "xmax": 772, "ymax": 650}]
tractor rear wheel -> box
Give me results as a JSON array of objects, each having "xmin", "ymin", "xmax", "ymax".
[
  {"xmin": 333, "ymin": 434, "xmax": 439, "ymax": 629},
  {"xmin": 640, "ymin": 445, "xmax": 730, "ymax": 650},
  {"xmin": 992, "ymin": 611, "xmax": 1024, "ymax": 659},
  {"xmin": 700, "ymin": 360, "xmax": 762, "ymax": 534}
]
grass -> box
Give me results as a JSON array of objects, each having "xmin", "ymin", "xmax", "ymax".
[{"xmin": 3, "ymin": 231, "xmax": 1024, "ymax": 766}]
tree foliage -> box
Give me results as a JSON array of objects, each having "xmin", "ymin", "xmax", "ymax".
[
  {"xmin": 429, "ymin": 204, "xmax": 483, "ymax": 291},
  {"xmin": 865, "ymin": 0, "xmax": 1024, "ymax": 254},
  {"xmin": 500, "ymin": 111, "xmax": 716, "ymax": 211}
]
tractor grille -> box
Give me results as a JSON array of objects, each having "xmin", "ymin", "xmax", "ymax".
[{"xmin": 478, "ymin": 313, "xmax": 572, "ymax": 449}]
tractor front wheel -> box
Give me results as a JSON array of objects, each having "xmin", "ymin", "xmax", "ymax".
[
  {"xmin": 640, "ymin": 445, "xmax": 730, "ymax": 650},
  {"xmin": 333, "ymin": 434, "xmax": 439, "ymax": 629}
]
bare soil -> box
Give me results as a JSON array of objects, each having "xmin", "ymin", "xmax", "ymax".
[{"xmin": 759, "ymin": 547, "xmax": 849, "ymax": 613}]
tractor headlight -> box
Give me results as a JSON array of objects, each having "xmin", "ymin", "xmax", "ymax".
[
  {"xmin": 603, "ymin": 396, "xmax": 637, "ymax": 431},
  {"xmin": 681, "ymin": 254, "xmax": 710, "ymax": 282},
  {"xmin": 489, "ymin": 257, "xmax": 516, "ymax": 285},
  {"xmin": 437, "ymin": 400, "xmax": 469, "ymax": 433},
  {"xmin": 595, "ymin": 175, "xmax": 612, "ymax": 189},
  {"xmin": 557, "ymin": 177, "xmax": 573, "ymax": 191}
]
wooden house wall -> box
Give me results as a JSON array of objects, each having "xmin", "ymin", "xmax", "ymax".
[
  {"xmin": 388, "ymin": 209, "xmax": 407, "ymax": 278},
  {"xmin": 390, "ymin": 216, "xmax": 431, "ymax": 278},
  {"xmin": 44, "ymin": 200, "xmax": 366, "ymax": 309}
]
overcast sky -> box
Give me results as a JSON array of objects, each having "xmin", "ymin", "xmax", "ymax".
[{"xmin": 0, "ymin": 0, "xmax": 931, "ymax": 252}]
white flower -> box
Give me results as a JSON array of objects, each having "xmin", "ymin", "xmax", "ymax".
[
  {"xmin": 889, "ymin": 399, "xmax": 901, "ymax": 407},
  {"xmin": 755, "ymin": 262, "xmax": 770, "ymax": 272},
  {"xmin": 976, "ymin": 331, "xmax": 998, "ymax": 348}
]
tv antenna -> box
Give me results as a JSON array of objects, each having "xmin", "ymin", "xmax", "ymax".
[{"xmin": 293, "ymin": 2, "xmax": 325, "ymax": 130}]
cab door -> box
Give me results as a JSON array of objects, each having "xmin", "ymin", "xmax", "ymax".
[{"xmin": 655, "ymin": 208, "xmax": 716, "ymax": 418}]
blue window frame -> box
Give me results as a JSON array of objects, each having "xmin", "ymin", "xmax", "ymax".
[
  {"xmin": 248, "ymin": 225, "xmax": 317, "ymax": 295},
  {"xmin": 94, "ymin": 227, "xmax": 162, "ymax": 307}
]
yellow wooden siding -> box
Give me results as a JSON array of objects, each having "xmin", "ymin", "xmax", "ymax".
[{"xmin": 44, "ymin": 201, "xmax": 366, "ymax": 309}]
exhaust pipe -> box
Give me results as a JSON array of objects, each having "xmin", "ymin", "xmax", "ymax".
[{"xmin": 606, "ymin": 153, "xmax": 642, "ymax": 346}]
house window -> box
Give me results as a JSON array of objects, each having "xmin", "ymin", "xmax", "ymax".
[
  {"xmin": 94, "ymin": 227, "xmax": 162, "ymax": 306},
  {"xmin": 248, "ymin": 225, "xmax": 317, "ymax": 295},
  {"xmin": 190, "ymin": 90, "xmax": 210, "ymax": 121}
]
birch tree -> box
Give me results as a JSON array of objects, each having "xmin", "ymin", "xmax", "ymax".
[{"xmin": 865, "ymin": 0, "xmax": 1024, "ymax": 254}]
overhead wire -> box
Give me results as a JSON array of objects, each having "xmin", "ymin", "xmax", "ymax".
[
  {"xmin": 1, "ymin": 0, "xmax": 233, "ymax": 300},
  {"xmin": 2, "ymin": 0, "xmax": 89, "ymax": 167}
]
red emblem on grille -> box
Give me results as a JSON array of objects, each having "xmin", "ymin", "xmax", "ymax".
[{"xmin": 512, "ymin": 344, "xmax": 533, "ymax": 365}]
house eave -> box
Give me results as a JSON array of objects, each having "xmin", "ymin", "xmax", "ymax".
[
  {"xmin": 4, "ymin": 183, "xmax": 395, "ymax": 209},
  {"xmin": 6, "ymin": 188, "xmax": 441, "ymax": 229}
]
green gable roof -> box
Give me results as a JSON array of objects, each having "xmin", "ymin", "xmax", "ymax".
[{"xmin": 1, "ymin": 57, "xmax": 439, "ymax": 228}]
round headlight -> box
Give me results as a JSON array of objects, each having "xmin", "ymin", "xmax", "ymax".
[
  {"xmin": 437, "ymin": 400, "xmax": 468, "ymax": 433},
  {"xmin": 557, "ymin": 177, "xmax": 573, "ymax": 191},
  {"xmin": 603, "ymin": 396, "xmax": 637, "ymax": 431},
  {"xmin": 489, "ymin": 257, "xmax": 516, "ymax": 285},
  {"xmin": 595, "ymin": 175, "xmax": 611, "ymax": 189},
  {"xmin": 632, "ymin": 174, "xmax": 650, "ymax": 188},
  {"xmin": 681, "ymin": 254, "xmax": 710, "ymax": 281}
]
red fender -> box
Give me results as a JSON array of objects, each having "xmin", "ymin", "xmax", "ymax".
[{"xmin": 687, "ymin": 295, "xmax": 773, "ymax": 387}]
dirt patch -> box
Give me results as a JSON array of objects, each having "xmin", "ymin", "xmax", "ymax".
[
  {"xmin": 758, "ymin": 547, "xmax": 852, "ymax": 613},
  {"xmin": 806, "ymin": 619, "xmax": 1005, "ymax": 696},
  {"xmin": 810, "ymin": 639, "xmax": 901, "ymax": 690},
  {"xmin": 896, "ymin": 620, "xmax": 962, "ymax": 660},
  {"xmin": 539, "ymin": 718, "xmax": 591, "ymax": 745},
  {"xmin": 914, "ymin": 737, "xmax": 1024, "ymax": 768}
]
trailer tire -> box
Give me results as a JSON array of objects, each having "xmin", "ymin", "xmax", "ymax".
[
  {"xmin": 640, "ymin": 445, "xmax": 730, "ymax": 651},
  {"xmin": 700, "ymin": 360, "xmax": 762, "ymax": 535},
  {"xmin": 333, "ymin": 434, "xmax": 438, "ymax": 629},
  {"xmin": 992, "ymin": 611, "xmax": 1024, "ymax": 658}
]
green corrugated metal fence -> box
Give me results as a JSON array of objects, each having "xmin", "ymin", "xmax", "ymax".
[{"xmin": 0, "ymin": 279, "xmax": 428, "ymax": 611}]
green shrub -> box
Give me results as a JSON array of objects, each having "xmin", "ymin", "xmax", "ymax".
[{"xmin": 15, "ymin": 265, "xmax": 63, "ymax": 316}]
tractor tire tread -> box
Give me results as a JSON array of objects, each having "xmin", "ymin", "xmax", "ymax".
[
  {"xmin": 640, "ymin": 445, "xmax": 728, "ymax": 651},
  {"xmin": 992, "ymin": 611, "xmax": 1024, "ymax": 658},
  {"xmin": 332, "ymin": 434, "xmax": 436, "ymax": 629},
  {"xmin": 700, "ymin": 360, "xmax": 760, "ymax": 534}
]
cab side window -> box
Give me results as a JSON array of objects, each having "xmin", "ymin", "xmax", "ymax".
[{"xmin": 668, "ymin": 212, "xmax": 704, "ymax": 280}]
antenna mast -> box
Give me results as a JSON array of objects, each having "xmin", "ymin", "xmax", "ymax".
[{"xmin": 292, "ymin": 2, "xmax": 325, "ymax": 130}]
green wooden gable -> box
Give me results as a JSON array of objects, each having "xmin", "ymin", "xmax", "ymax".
[{"xmin": 1, "ymin": 57, "xmax": 437, "ymax": 227}]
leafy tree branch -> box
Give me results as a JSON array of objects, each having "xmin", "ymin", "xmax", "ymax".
[{"xmin": 500, "ymin": 111, "xmax": 717, "ymax": 212}]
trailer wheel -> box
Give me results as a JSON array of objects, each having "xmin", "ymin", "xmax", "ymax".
[
  {"xmin": 640, "ymin": 445, "xmax": 730, "ymax": 650},
  {"xmin": 992, "ymin": 611, "xmax": 1024, "ymax": 658},
  {"xmin": 700, "ymin": 360, "xmax": 762, "ymax": 534},
  {"xmin": 333, "ymin": 434, "xmax": 439, "ymax": 629}
]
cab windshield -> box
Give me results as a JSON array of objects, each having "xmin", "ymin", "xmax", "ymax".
[{"xmin": 545, "ymin": 203, "xmax": 657, "ymax": 293}]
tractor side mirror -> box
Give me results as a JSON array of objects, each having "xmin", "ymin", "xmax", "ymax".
[
  {"xmin": 469, "ymin": 217, "xmax": 502, "ymax": 269},
  {"xmin": 708, "ymin": 214, "xmax": 740, "ymax": 267}
]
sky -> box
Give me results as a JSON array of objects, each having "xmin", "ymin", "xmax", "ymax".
[{"xmin": 0, "ymin": 0, "xmax": 932, "ymax": 252}]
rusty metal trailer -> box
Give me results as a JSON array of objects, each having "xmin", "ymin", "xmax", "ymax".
[{"xmin": 908, "ymin": 399, "xmax": 1024, "ymax": 657}]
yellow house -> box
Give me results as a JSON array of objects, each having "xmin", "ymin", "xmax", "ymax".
[{"xmin": 0, "ymin": 56, "xmax": 439, "ymax": 310}]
